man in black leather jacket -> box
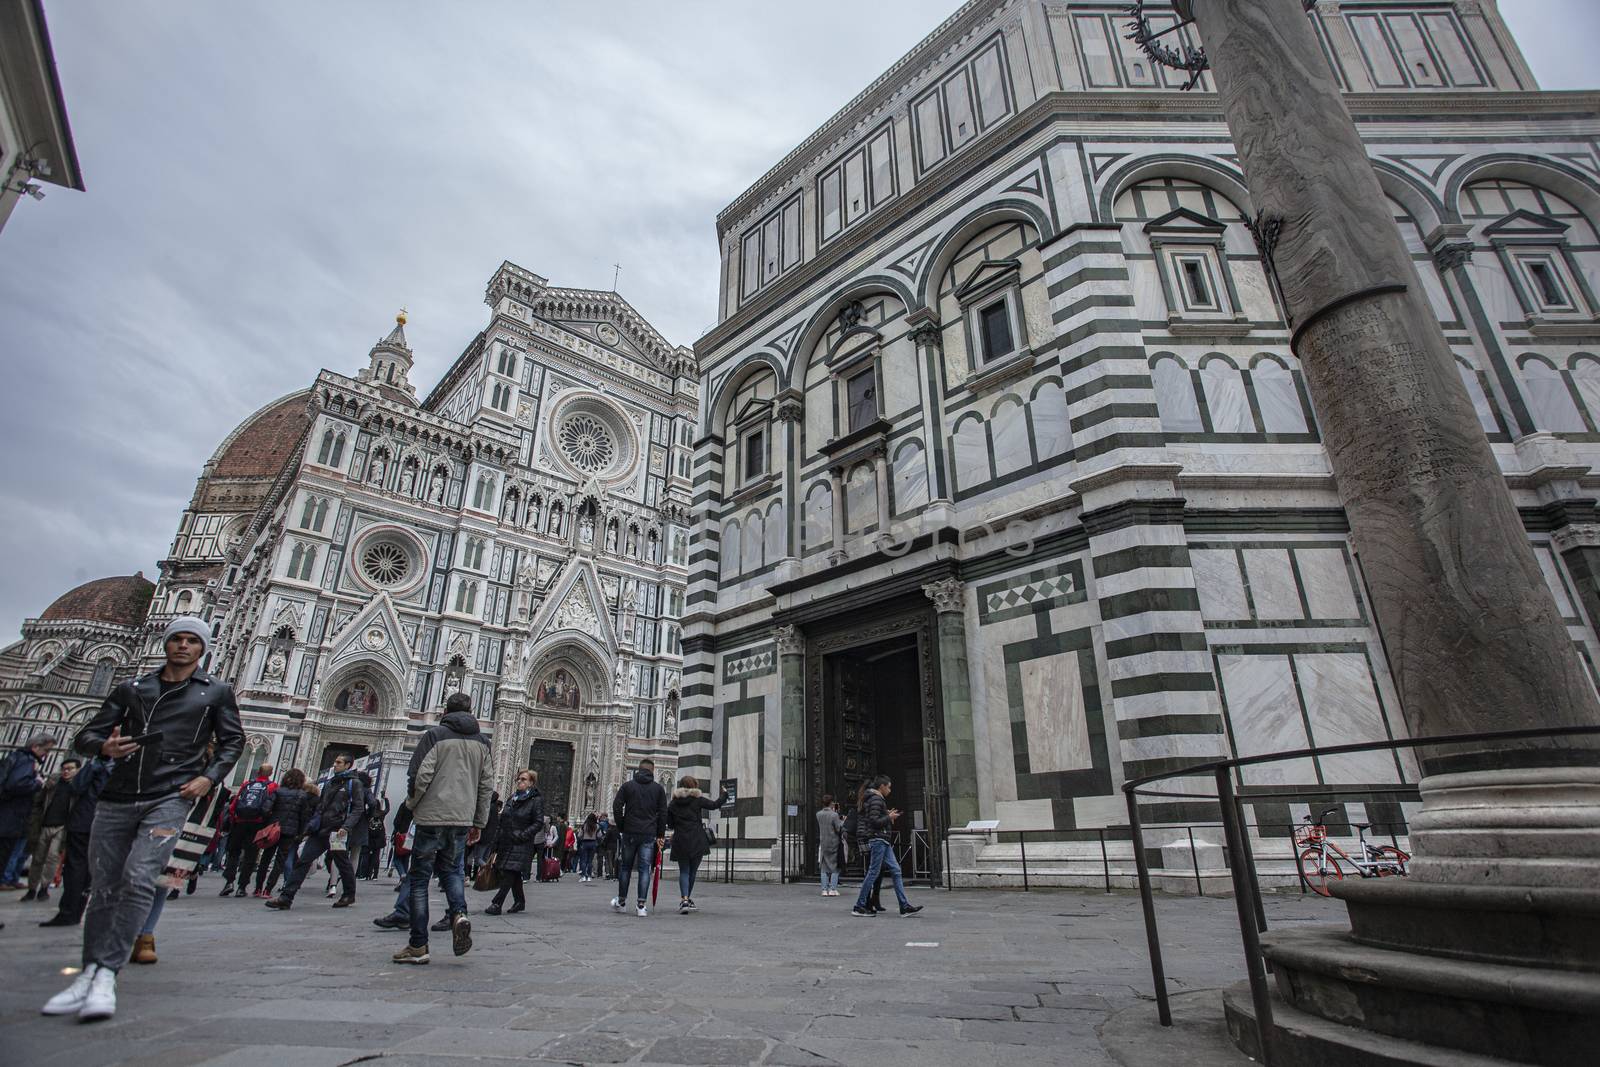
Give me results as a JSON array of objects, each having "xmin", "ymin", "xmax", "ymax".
[{"xmin": 42, "ymin": 616, "xmax": 242, "ymax": 1022}]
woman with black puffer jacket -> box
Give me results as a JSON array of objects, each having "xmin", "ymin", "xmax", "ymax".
[
  {"xmin": 666, "ymin": 776, "xmax": 729, "ymax": 915},
  {"xmin": 485, "ymin": 769, "xmax": 545, "ymax": 915},
  {"xmin": 260, "ymin": 769, "xmax": 314, "ymax": 897}
]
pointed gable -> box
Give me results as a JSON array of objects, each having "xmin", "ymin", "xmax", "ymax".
[
  {"xmin": 1482, "ymin": 209, "xmax": 1570, "ymax": 238},
  {"xmin": 953, "ymin": 259, "xmax": 1022, "ymax": 304},
  {"xmin": 530, "ymin": 559, "xmax": 618, "ymax": 651},
  {"xmin": 325, "ymin": 591, "xmax": 412, "ymax": 676},
  {"xmin": 1142, "ymin": 206, "xmax": 1227, "ymax": 237}
]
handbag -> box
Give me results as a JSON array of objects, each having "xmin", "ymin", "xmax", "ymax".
[
  {"xmin": 704, "ymin": 821, "xmax": 717, "ymax": 848},
  {"xmin": 253, "ymin": 822, "xmax": 282, "ymax": 849},
  {"xmin": 473, "ymin": 860, "xmax": 498, "ymax": 892}
]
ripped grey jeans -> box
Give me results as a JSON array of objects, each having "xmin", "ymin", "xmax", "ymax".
[{"xmin": 82, "ymin": 794, "xmax": 190, "ymax": 972}]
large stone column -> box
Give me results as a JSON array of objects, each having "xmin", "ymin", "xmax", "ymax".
[
  {"xmin": 773, "ymin": 624, "xmax": 806, "ymax": 762},
  {"xmin": 923, "ymin": 579, "xmax": 979, "ymax": 828},
  {"xmin": 1182, "ymin": 0, "xmax": 1598, "ymax": 883}
]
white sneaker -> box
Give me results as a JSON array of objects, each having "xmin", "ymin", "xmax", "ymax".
[
  {"xmin": 41, "ymin": 965, "xmax": 97, "ymax": 1015},
  {"xmin": 610, "ymin": 896, "xmax": 623, "ymax": 912},
  {"xmin": 637, "ymin": 904, "xmax": 648, "ymax": 917},
  {"xmin": 78, "ymin": 967, "xmax": 117, "ymax": 1021}
]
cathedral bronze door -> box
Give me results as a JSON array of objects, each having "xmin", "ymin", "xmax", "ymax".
[{"xmin": 527, "ymin": 739, "xmax": 574, "ymax": 818}]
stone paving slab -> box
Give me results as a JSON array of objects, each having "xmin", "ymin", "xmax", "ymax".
[{"xmin": 0, "ymin": 875, "xmax": 1340, "ymax": 1064}]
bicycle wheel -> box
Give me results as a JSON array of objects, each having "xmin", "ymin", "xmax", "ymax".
[
  {"xmin": 1298, "ymin": 847, "xmax": 1343, "ymax": 896},
  {"xmin": 1374, "ymin": 845, "xmax": 1408, "ymax": 876}
]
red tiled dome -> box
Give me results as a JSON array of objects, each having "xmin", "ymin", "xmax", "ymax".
[
  {"xmin": 211, "ymin": 391, "xmax": 313, "ymax": 478},
  {"xmin": 40, "ymin": 573, "xmax": 155, "ymax": 627}
]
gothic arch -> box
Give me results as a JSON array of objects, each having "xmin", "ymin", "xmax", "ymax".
[
  {"xmin": 319, "ymin": 655, "xmax": 408, "ymax": 720},
  {"xmin": 1369, "ymin": 160, "xmax": 1447, "ymax": 233},
  {"xmin": 523, "ymin": 635, "xmax": 611, "ymax": 703}
]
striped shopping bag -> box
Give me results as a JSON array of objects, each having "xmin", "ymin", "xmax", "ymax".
[{"xmin": 158, "ymin": 790, "xmax": 224, "ymax": 889}]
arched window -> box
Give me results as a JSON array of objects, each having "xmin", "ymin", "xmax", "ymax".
[
  {"xmin": 496, "ymin": 347, "xmax": 517, "ymax": 377},
  {"xmin": 472, "ymin": 474, "xmax": 496, "ymax": 511},
  {"xmin": 891, "ymin": 441, "xmax": 928, "ymax": 515},
  {"xmin": 1151, "ymin": 356, "xmax": 1203, "ymax": 433},
  {"xmin": 1519, "ymin": 355, "xmax": 1588, "ymax": 433},
  {"xmin": 455, "ymin": 580, "xmax": 480, "ymax": 615},
  {"xmin": 463, "ymin": 537, "xmax": 486, "ymax": 570},
  {"xmin": 174, "ymin": 590, "xmax": 194, "ymax": 613},
  {"xmin": 295, "ymin": 545, "xmax": 318, "ymax": 581},
  {"xmin": 1251, "ymin": 357, "xmax": 1309, "ymax": 434},
  {"xmin": 990, "ymin": 396, "xmax": 1030, "ymax": 477},
  {"xmin": 316, "ymin": 428, "xmax": 347, "ymax": 467},
  {"xmin": 1114, "ymin": 177, "xmax": 1249, "ymax": 322},
  {"xmin": 803, "ymin": 482, "xmax": 833, "ymax": 551},
  {"xmin": 89, "ymin": 658, "xmax": 117, "ymax": 697},
  {"xmin": 1200, "ymin": 356, "xmax": 1252, "ymax": 433},
  {"xmin": 720, "ymin": 518, "xmax": 741, "ymax": 579}
]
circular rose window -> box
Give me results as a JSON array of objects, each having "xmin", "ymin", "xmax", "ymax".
[
  {"xmin": 361, "ymin": 541, "xmax": 410, "ymax": 586},
  {"xmin": 559, "ymin": 414, "xmax": 616, "ymax": 474}
]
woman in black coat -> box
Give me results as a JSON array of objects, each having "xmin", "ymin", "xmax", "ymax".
[
  {"xmin": 666, "ymin": 775, "xmax": 728, "ymax": 914},
  {"xmin": 260, "ymin": 770, "xmax": 313, "ymax": 896},
  {"xmin": 485, "ymin": 769, "xmax": 545, "ymax": 914}
]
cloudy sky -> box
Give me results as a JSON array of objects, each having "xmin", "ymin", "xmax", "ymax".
[{"xmin": 1, "ymin": 0, "xmax": 1595, "ymax": 642}]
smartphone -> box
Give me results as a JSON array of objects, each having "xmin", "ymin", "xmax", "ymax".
[{"xmin": 122, "ymin": 731, "xmax": 164, "ymax": 746}]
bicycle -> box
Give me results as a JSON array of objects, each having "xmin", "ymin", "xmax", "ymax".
[{"xmin": 1295, "ymin": 807, "xmax": 1409, "ymax": 896}]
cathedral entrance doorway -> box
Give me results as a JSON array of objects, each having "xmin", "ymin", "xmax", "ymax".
[
  {"xmin": 802, "ymin": 606, "xmax": 946, "ymax": 885},
  {"xmin": 528, "ymin": 738, "xmax": 575, "ymax": 819},
  {"xmin": 318, "ymin": 742, "xmax": 369, "ymax": 772}
]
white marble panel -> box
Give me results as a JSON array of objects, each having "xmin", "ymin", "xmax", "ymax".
[
  {"xmin": 725, "ymin": 713, "xmax": 761, "ymax": 796},
  {"xmin": 764, "ymin": 503, "xmax": 785, "ymax": 562},
  {"xmin": 1243, "ymin": 549, "xmax": 1301, "ymax": 620},
  {"xmin": 882, "ymin": 337, "xmax": 919, "ymax": 417},
  {"xmin": 996, "ymin": 798, "xmax": 1055, "ymax": 832},
  {"xmin": 845, "ymin": 463, "xmax": 874, "ymax": 533},
  {"xmin": 1202, "ymin": 360, "xmax": 1253, "ymax": 433},
  {"xmin": 1072, "ymin": 794, "xmax": 1126, "ymax": 829},
  {"xmin": 1020, "ymin": 652, "xmax": 1093, "ymax": 773},
  {"xmin": 1217, "ymin": 653, "xmax": 1314, "ymax": 785},
  {"xmin": 892, "ymin": 442, "xmax": 928, "ymax": 514},
  {"xmin": 1295, "ymin": 547, "xmax": 1360, "ymax": 620},
  {"xmin": 804, "ymin": 382, "xmax": 830, "ymax": 453},
  {"xmin": 1029, "ymin": 381, "xmax": 1072, "ymax": 459},
  {"xmin": 952, "ymin": 418, "xmax": 990, "ymax": 491},
  {"xmin": 802, "ymin": 482, "xmax": 832, "ymax": 550},
  {"xmin": 1297, "ymin": 652, "xmax": 1399, "ymax": 783},
  {"xmin": 992, "ymin": 399, "xmax": 1031, "ymax": 476},
  {"xmin": 1152, "ymin": 359, "xmax": 1203, "ymax": 432},
  {"xmin": 1253, "ymin": 361, "xmax": 1308, "ymax": 434},
  {"xmin": 1534, "ymin": 547, "xmax": 1576, "ymax": 617},
  {"xmin": 1192, "ymin": 548, "xmax": 1249, "ymax": 620}
]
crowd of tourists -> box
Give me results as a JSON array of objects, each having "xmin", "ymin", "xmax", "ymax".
[{"xmin": 7, "ymin": 614, "xmax": 920, "ymax": 1023}]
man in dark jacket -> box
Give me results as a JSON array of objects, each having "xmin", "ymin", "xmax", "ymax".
[
  {"xmin": 0, "ymin": 734, "xmax": 56, "ymax": 890},
  {"xmin": 851, "ymin": 775, "xmax": 921, "ymax": 917},
  {"xmin": 264, "ymin": 753, "xmax": 367, "ymax": 909},
  {"xmin": 610, "ymin": 759, "xmax": 668, "ymax": 917},
  {"xmin": 42, "ymin": 616, "xmax": 243, "ymax": 1022},
  {"xmin": 24, "ymin": 757, "xmax": 80, "ymax": 900},
  {"xmin": 41, "ymin": 757, "xmax": 111, "ymax": 926}
]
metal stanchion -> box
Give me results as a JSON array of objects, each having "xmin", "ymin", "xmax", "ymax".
[
  {"xmin": 1098, "ymin": 828, "xmax": 1111, "ymax": 893},
  {"xmin": 1186, "ymin": 826, "xmax": 1203, "ymax": 896},
  {"xmin": 1217, "ymin": 769, "xmax": 1275, "ymax": 1066},
  {"xmin": 1125, "ymin": 791, "xmax": 1171, "ymax": 1027},
  {"xmin": 1018, "ymin": 830, "xmax": 1029, "ymax": 891}
]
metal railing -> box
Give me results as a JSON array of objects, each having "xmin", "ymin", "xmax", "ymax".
[{"xmin": 1122, "ymin": 723, "xmax": 1600, "ymax": 1067}]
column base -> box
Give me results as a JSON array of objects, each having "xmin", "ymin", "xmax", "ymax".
[{"xmin": 1408, "ymin": 766, "xmax": 1600, "ymax": 888}]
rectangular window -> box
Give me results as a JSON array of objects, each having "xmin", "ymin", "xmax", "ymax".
[
  {"xmin": 740, "ymin": 231, "xmax": 760, "ymax": 298},
  {"xmin": 979, "ymin": 299, "xmax": 1014, "ymax": 363},
  {"xmin": 846, "ymin": 367, "xmax": 878, "ymax": 432},
  {"xmin": 761, "ymin": 213, "xmax": 781, "ymax": 285},
  {"xmin": 973, "ymin": 43, "xmax": 1009, "ymax": 125},
  {"xmin": 1524, "ymin": 259, "xmax": 1573, "ymax": 310},
  {"xmin": 1182, "ymin": 259, "xmax": 1210, "ymax": 306},
  {"xmin": 743, "ymin": 427, "xmax": 766, "ymax": 482},
  {"xmin": 943, "ymin": 71, "xmax": 976, "ymax": 149},
  {"xmin": 1075, "ymin": 14, "xmax": 1120, "ymax": 88},
  {"xmin": 1171, "ymin": 252, "xmax": 1224, "ymax": 312},
  {"xmin": 913, "ymin": 93, "xmax": 945, "ymax": 170},
  {"xmin": 843, "ymin": 150, "xmax": 867, "ymax": 227},
  {"xmin": 868, "ymin": 128, "xmax": 894, "ymax": 208},
  {"xmin": 781, "ymin": 197, "xmax": 802, "ymax": 270},
  {"xmin": 820, "ymin": 169, "xmax": 842, "ymax": 241}
]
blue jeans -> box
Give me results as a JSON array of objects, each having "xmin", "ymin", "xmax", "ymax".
[
  {"xmin": 390, "ymin": 851, "xmax": 411, "ymax": 918},
  {"xmin": 616, "ymin": 833, "xmax": 655, "ymax": 904},
  {"xmin": 82, "ymin": 794, "xmax": 191, "ymax": 972},
  {"xmin": 408, "ymin": 826, "xmax": 468, "ymax": 948},
  {"xmin": 1, "ymin": 836, "xmax": 26, "ymax": 883},
  {"xmin": 578, "ymin": 840, "xmax": 597, "ymax": 877},
  {"xmin": 854, "ymin": 838, "xmax": 909, "ymax": 910},
  {"xmin": 677, "ymin": 856, "xmax": 701, "ymax": 899},
  {"xmin": 141, "ymin": 886, "xmax": 166, "ymax": 935}
]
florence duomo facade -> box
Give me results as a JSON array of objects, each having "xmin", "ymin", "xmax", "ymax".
[{"xmin": 3, "ymin": 260, "xmax": 697, "ymax": 812}]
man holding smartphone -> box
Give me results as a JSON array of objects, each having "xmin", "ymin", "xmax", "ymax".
[{"xmin": 41, "ymin": 616, "xmax": 243, "ymax": 1022}]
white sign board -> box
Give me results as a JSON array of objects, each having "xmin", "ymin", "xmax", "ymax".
[{"xmin": 964, "ymin": 819, "xmax": 1001, "ymax": 831}]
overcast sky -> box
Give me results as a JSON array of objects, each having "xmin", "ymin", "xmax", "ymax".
[{"xmin": 1, "ymin": 1, "xmax": 1595, "ymax": 643}]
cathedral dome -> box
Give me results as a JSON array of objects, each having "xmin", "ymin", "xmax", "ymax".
[
  {"xmin": 209, "ymin": 390, "xmax": 314, "ymax": 478},
  {"xmin": 40, "ymin": 573, "xmax": 155, "ymax": 627}
]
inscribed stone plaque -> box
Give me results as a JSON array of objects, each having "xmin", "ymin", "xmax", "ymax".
[{"xmin": 1019, "ymin": 652, "xmax": 1093, "ymax": 773}]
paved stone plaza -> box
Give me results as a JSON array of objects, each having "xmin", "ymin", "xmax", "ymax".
[{"xmin": 0, "ymin": 876, "xmax": 1339, "ymax": 1066}]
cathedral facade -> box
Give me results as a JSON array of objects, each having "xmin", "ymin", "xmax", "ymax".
[
  {"xmin": 683, "ymin": 0, "xmax": 1600, "ymax": 883},
  {"xmin": 2, "ymin": 261, "xmax": 696, "ymax": 811}
]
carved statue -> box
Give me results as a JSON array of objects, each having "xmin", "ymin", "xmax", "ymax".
[
  {"xmin": 580, "ymin": 514, "xmax": 595, "ymax": 547},
  {"xmin": 429, "ymin": 468, "xmax": 447, "ymax": 504},
  {"xmin": 605, "ymin": 522, "xmax": 618, "ymax": 552},
  {"xmin": 399, "ymin": 464, "xmax": 416, "ymax": 494},
  {"xmin": 369, "ymin": 452, "xmax": 387, "ymax": 484},
  {"xmin": 614, "ymin": 659, "xmax": 631, "ymax": 699},
  {"xmin": 262, "ymin": 648, "xmax": 287, "ymax": 684}
]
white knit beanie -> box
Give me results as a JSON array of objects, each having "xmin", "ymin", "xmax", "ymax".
[{"xmin": 163, "ymin": 615, "xmax": 212, "ymax": 654}]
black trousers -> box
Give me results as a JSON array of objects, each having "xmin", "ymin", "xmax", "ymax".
[
  {"xmin": 223, "ymin": 823, "xmax": 264, "ymax": 888},
  {"xmin": 260, "ymin": 839, "xmax": 295, "ymax": 894},
  {"xmin": 280, "ymin": 832, "xmax": 355, "ymax": 901},
  {"xmin": 490, "ymin": 869, "xmax": 526, "ymax": 908},
  {"xmin": 54, "ymin": 829, "xmax": 92, "ymax": 921}
]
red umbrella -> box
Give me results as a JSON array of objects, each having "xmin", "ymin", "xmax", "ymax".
[{"xmin": 651, "ymin": 840, "xmax": 662, "ymax": 906}]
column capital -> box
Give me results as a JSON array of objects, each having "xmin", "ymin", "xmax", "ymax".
[
  {"xmin": 772, "ymin": 623, "xmax": 805, "ymax": 656},
  {"xmin": 1553, "ymin": 523, "xmax": 1600, "ymax": 553},
  {"xmin": 922, "ymin": 578, "xmax": 966, "ymax": 614},
  {"xmin": 910, "ymin": 322, "xmax": 943, "ymax": 350}
]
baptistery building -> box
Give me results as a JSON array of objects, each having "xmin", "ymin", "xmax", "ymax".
[
  {"xmin": 1, "ymin": 263, "xmax": 696, "ymax": 810},
  {"xmin": 683, "ymin": 0, "xmax": 1600, "ymax": 884}
]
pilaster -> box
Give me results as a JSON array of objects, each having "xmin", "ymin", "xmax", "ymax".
[{"xmin": 923, "ymin": 579, "xmax": 979, "ymax": 828}]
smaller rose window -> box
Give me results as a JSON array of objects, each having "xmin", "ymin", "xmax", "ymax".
[
  {"xmin": 559, "ymin": 414, "xmax": 617, "ymax": 474},
  {"xmin": 361, "ymin": 542, "xmax": 410, "ymax": 586}
]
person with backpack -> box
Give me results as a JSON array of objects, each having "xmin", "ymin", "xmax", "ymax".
[
  {"xmin": 666, "ymin": 776, "xmax": 728, "ymax": 914},
  {"xmin": 816, "ymin": 794, "xmax": 844, "ymax": 897},
  {"xmin": 360, "ymin": 786, "xmax": 389, "ymax": 880},
  {"xmin": 562, "ymin": 819, "xmax": 578, "ymax": 873},
  {"xmin": 220, "ymin": 763, "xmax": 276, "ymax": 897},
  {"xmin": 263, "ymin": 753, "xmax": 368, "ymax": 909},
  {"xmin": 484, "ymin": 769, "xmax": 544, "ymax": 915},
  {"xmin": 259, "ymin": 769, "xmax": 313, "ymax": 897}
]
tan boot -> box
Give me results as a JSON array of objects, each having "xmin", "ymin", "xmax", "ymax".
[{"xmin": 130, "ymin": 934, "xmax": 157, "ymax": 965}]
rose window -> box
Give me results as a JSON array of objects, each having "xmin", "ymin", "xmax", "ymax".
[
  {"xmin": 559, "ymin": 414, "xmax": 616, "ymax": 474},
  {"xmin": 361, "ymin": 541, "xmax": 410, "ymax": 586}
]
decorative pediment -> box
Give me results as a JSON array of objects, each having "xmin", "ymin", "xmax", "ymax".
[
  {"xmin": 732, "ymin": 395, "xmax": 773, "ymax": 426},
  {"xmin": 1482, "ymin": 209, "xmax": 1570, "ymax": 238},
  {"xmin": 953, "ymin": 259, "xmax": 1022, "ymax": 303},
  {"xmin": 530, "ymin": 559, "xmax": 618, "ymax": 651},
  {"xmin": 1142, "ymin": 206, "xmax": 1227, "ymax": 237},
  {"xmin": 269, "ymin": 600, "xmax": 304, "ymax": 636},
  {"xmin": 325, "ymin": 591, "xmax": 411, "ymax": 675}
]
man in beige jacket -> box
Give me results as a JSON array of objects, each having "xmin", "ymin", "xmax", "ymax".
[{"xmin": 392, "ymin": 692, "xmax": 494, "ymax": 964}]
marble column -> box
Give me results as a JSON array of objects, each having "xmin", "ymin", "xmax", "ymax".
[
  {"xmin": 923, "ymin": 579, "xmax": 979, "ymax": 828},
  {"xmin": 871, "ymin": 445, "xmax": 891, "ymax": 540},
  {"xmin": 776, "ymin": 394, "xmax": 804, "ymax": 560},
  {"xmin": 774, "ymin": 624, "xmax": 806, "ymax": 765},
  {"xmin": 827, "ymin": 465, "xmax": 846, "ymax": 563}
]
